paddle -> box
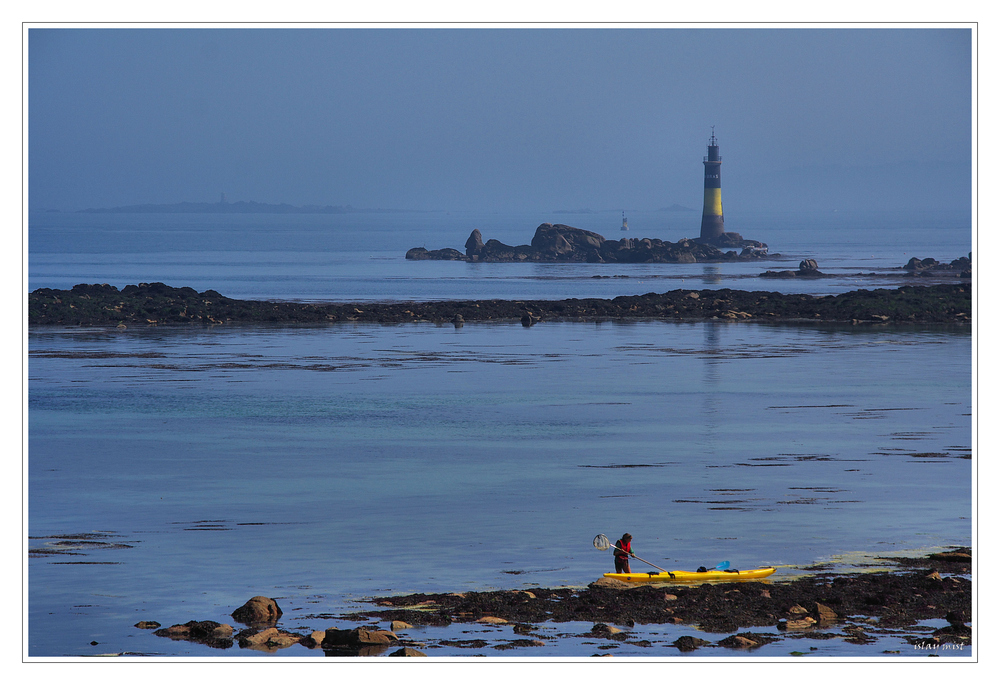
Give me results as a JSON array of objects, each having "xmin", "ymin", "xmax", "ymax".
[
  {"xmin": 592, "ymin": 534, "xmax": 671, "ymax": 574},
  {"xmin": 705, "ymin": 561, "xmax": 731, "ymax": 572}
]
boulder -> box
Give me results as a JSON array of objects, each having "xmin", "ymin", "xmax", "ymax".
[
  {"xmin": 134, "ymin": 621, "xmax": 160, "ymax": 629},
  {"xmin": 783, "ymin": 617, "xmax": 817, "ymax": 630},
  {"xmin": 530, "ymin": 223, "xmax": 605, "ymax": 255},
  {"xmin": 673, "ymin": 635, "xmax": 711, "ymax": 651},
  {"xmin": 816, "ymin": 603, "xmax": 838, "ymax": 624},
  {"xmin": 231, "ymin": 596, "xmax": 283, "ymax": 625},
  {"xmin": 718, "ymin": 635, "xmax": 758, "ymax": 649},
  {"xmin": 390, "ymin": 620, "xmax": 413, "ymax": 632},
  {"xmin": 799, "ymin": 259, "xmax": 819, "ymax": 271},
  {"xmin": 237, "ymin": 627, "xmax": 304, "ymax": 652},
  {"xmin": 904, "ymin": 257, "xmax": 940, "ymax": 271},
  {"xmin": 476, "ymin": 616, "xmax": 508, "ymax": 625},
  {"xmin": 591, "ymin": 623, "xmax": 623, "ymax": 636},
  {"xmin": 154, "ymin": 620, "xmax": 234, "ymax": 649}
]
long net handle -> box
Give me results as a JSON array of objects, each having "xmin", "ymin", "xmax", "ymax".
[{"xmin": 593, "ymin": 533, "xmax": 668, "ymax": 573}]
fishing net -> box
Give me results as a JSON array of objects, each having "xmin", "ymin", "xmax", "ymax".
[{"xmin": 593, "ymin": 534, "xmax": 611, "ymax": 551}]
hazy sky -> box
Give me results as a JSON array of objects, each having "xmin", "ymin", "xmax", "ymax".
[{"xmin": 28, "ymin": 27, "xmax": 972, "ymax": 213}]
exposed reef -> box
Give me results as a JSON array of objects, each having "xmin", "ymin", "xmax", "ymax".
[
  {"xmin": 28, "ymin": 282, "xmax": 970, "ymax": 327},
  {"xmin": 406, "ymin": 223, "xmax": 770, "ymax": 263},
  {"xmin": 903, "ymin": 255, "xmax": 973, "ymax": 279},
  {"xmin": 139, "ymin": 548, "xmax": 971, "ymax": 655},
  {"xmin": 355, "ymin": 551, "xmax": 971, "ymax": 642}
]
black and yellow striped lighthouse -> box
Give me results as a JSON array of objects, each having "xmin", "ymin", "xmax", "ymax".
[{"xmin": 699, "ymin": 128, "xmax": 725, "ymax": 241}]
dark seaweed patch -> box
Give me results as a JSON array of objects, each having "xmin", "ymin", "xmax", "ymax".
[{"xmin": 579, "ymin": 463, "xmax": 669, "ymax": 469}]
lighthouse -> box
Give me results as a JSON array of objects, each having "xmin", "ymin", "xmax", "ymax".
[{"xmin": 699, "ymin": 128, "xmax": 725, "ymax": 241}]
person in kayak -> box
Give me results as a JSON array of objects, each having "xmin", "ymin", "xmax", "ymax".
[{"xmin": 614, "ymin": 533, "xmax": 635, "ymax": 573}]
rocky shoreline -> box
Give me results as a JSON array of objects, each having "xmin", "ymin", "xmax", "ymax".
[
  {"xmin": 28, "ymin": 281, "xmax": 970, "ymax": 328},
  {"xmin": 139, "ymin": 548, "xmax": 971, "ymax": 656}
]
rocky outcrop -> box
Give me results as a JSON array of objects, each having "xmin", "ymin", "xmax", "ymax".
[
  {"xmin": 760, "ymin": 259, "xmax": 826, "ymax": 279},
  {"xmin": 903, "ymin": 254, "xmax": 972, "ymax": 279},
  {"xmin": 405, "ymin": 246, "xmax": 466, "ymax": 261},
  {"xmin": 154, "ymin": 620, "xmax": 235, "ymax": 649},
  {"xmin": 409, "ymin": 223, "xmax": 770, "ymax": 263}
]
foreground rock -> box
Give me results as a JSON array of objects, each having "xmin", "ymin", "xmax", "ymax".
[
  {"xmin": 29, "ymin": 282, "xmax": 971, "ymax": 327},
  {"xmin": 232, "ymin": 595, "xmax": 283, "ymax": 625},
  {"xmin": 154, "ymin": 620, "xmax": 235, "ymax": 649},
  {"xmin": 407, "ymin": 224, "xmax": 769, "ymax": 264}
]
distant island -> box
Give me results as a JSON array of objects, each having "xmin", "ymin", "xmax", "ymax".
[
  {"xmin": 76, "ymin": 200, "xmax": 431, "ymax": 214},
  {"xmin": 658, "ymin": 204, "xmax": 697, "ymax": 211}
]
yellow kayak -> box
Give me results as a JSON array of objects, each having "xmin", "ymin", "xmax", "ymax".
[{"xmin": 603, "ymin": 567, "xmax": 776, "ymax": 583}]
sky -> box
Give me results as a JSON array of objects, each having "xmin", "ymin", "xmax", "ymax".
[{"xmin": 28, "ymin": 27, "xmax": 973, "ymax": 213}]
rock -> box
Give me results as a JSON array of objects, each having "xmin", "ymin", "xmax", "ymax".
[
  {"xmin": 784, "ymin": 617, "xmax": 817, "ymax": 630},
  {"xmin": 323, "ymin": 627, "xmax": 397, "ymax": 646},
  {"xmin": 673, "ymin": 635, "xmax": 711, "ymax": 651},
  {"xmin": 591, "ymin": 623, "xmax": 623, "ymax": 636},
  {"xmin": 531, "ymin": 223, "xmax": 604, "ymax": 255},
  {"xmin": 799, "ymin": 259, "xmax": 819, "ymax": 271},
  {"xmin": 477, "ymin": 616, "xmax": 508, "ymax": 624},
  {"xmin": 390, "ymin": 620, "xmax": 413, "ymax": 632},
  {"xmin": 590, "ymin": 577, "xmax": 631, "ymax": 589},
  {"xmin": 154, "ymin": 620, "xmax": 235, "ymax": 649},
  {"xmin": 718, "ymin": 635, "xmax": 759, "ymax": 649},
  {"xmin": 926, "ymin": 571, "xmax": 943, "ymax": 581},
  {"xmin": 663, "ymin": 593, "xmax": 678, "ymax": 601},
  {"xmin": 788, "ymin": 604, "xmax": 809, "ymax": 615},
  {"xmin": 231, "ymin": 596, "xmax": 283, "ymax": 625},
  {"xmin": 238, "ymin": 627, "xmax": 302, "ymax": 651},
  {"xmin": 134, "ymin": 621, "xmax": 160, "ymax": 629},
  {"xmin": 390, "ymin": 647, "xmax": 427, "ymax": 657},
  {"xmin": 904, "ymin": 257, "xmax": 940, "ymax": 271},
  {"xmin": 465, "ymin": 229, "xmax": 485, "ymax": 257},
  {"xmin": 929, "ymin": 550, "xmax": 972, "ymax": 561},
  {"xmin": 816, "ymin": 603, "xmax": 838, "ymax": 624}
]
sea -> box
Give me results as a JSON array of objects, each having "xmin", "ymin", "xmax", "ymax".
[{"xmin": 26, "ymin": 208, "xmax": 974, "ymax": 659}]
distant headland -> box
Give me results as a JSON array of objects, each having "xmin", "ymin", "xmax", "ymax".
[
  {"xmin": 406, "ymin": 223, "xmax": 771, "ymax": 264},
  {"xmin": 74, "ymin": 200, "xmax": 430, "ymax": 214}
]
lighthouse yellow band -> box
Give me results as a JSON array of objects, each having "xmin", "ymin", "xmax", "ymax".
[{"xmin": 703, "ymin": 188, "xmax": 723, "ymax": 216}]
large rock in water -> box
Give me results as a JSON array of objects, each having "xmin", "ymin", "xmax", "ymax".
[
  {"xmin": 231, "ymin": 596, "xmax": 283, "ymax": 625},
  {"xmin": 465, "ymin": 229, "xmax": 485, "ymax": 257}
]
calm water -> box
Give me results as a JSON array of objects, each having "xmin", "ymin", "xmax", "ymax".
[
  {"xmin": 29, "ymin": 208, "xmax": 972, "ymax": 301},
  {"xmin": 27, "ymin": 210, "xmax": 973, "ymax": 658}
]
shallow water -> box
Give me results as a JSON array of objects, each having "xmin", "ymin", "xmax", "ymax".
[{"xmin": 27, "ymin": 320, "xmax": 971, "ymax": 657}]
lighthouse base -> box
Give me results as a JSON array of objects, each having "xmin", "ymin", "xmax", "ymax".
[{"xmin": 699, "ymin": 215, "xmax": 726, "ymax": 242}]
